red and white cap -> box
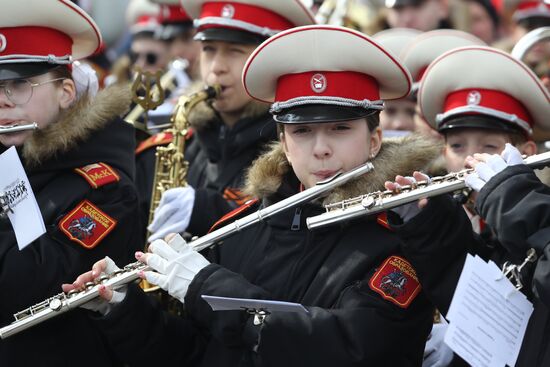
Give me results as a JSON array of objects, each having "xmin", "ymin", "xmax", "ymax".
[
  {"xmin": 243, "ymin": 25, "xmax": 412, "ymax": 123},
  {"xmin": 181, "ymin": 0, "xmax": 315, "ymax": 44},
  {"xmin": 419, "ymin": 46, "xmax": 550, "ymax": 136},
  {"xmin": 401, "ymin": 29, "xmax": 486, "ymax": 94},
  {"xmin": 372, "ymin": 28, "xmax": 422, "ymax": 61},
  {"xmin": 150, "ymin": 0, "xmax": 194, "ymax": 39},
  {"xmin": 0, "ymin": 0, "xmax": 101, "ymax": 80},
  {"xmin": 513, "ymin": 0, "xmax": 550, "ymax": 21}
]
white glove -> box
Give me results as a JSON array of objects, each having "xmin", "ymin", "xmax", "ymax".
[
  {"xmin": 142, "ymin": 234, "xmax": 210, "ymax": 304},
  {"xmin": 423, "ymin": 323, "xmax": 454, "ymax": 367},
  {"xmin": 148, "ymin": 186, "xmax": 196, "ymax": 242},
  {"xmin": 465, "ymin": 143, "xmax": 524, "ymax": 192},
  {"xmin": 81, "ymin": 256, "xmax": 127, "ymax": 315}
]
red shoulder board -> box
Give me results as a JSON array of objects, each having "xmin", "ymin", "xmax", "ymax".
[
  {"xmin": 222, "ymin": 187, "xmax": 254, "ymax": 207},
  {"xmin": 376, "ymin": 212, "xmax": 393, "ymax": 231},
  {"xmin": 58, "ymin": 200, "xmax": 117, "ymax": 249},
  {"xmin": 74, "ymin": 162, "xmax": 120, "ymax": 189},
  {"xmin": 369, "ymin": 255, "xmax": 421, "ymax": 309},
  {"xmin": 135, "ymin": 132, "xmax": 173, "ymax": 155},
  {"xmin": 208, "ymin": 198, "xmax": 259, "ymax": 233}
]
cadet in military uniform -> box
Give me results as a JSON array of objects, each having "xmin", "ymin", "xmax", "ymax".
[
  {"xmin": 386, "ymin": 46, "xmax": 550, "ymax": 367},
  {"xmin": 142, "ymin": 0, "xmax": 316, "ymax": 240},
  {"xmin": 0, "ymin": 1, "xmax": 141, "ymax": 366},
  {"xmin": 67, "ymin": 24, "xmax": 438, "ymax": 366}
]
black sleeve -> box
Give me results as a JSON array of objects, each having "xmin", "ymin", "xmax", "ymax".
[
  {"xmin": 94, "ymin": 285, "xmax": 207, "ymax": 366},
  {"xmin": 476, "ymin": 165, "xmax": 550, "ymax": 257},
  {"xmin": 184, "ymin": 263, "xmax": 432, "ymax": 366},
  {"xmin": 389, "ymin": 195, "xmax": 482, "ymax": 315},
  {"xmin": 476, "ymin": 165, "xmax": 550, "ymax": 308}
]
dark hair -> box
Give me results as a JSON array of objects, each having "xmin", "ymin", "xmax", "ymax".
[{"xmin": 49, "ymin": 65, "xmax": 73, "ymax": 81}]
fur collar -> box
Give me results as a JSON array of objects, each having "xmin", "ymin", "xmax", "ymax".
[
  {"xmin": 244, "ymin": 133, "xmax": 443, "ymax": 205},
  {"xmin": 22, "ymin": 85, "xmax": 131, "ymax": 167},
  {"xmin": 183, "ymin": 81, "xmax": 270, "ymax": 131}
]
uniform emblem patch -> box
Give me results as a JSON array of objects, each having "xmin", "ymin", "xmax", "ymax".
[
  {"xmin": 59, "ymin": 200, "xmax": 117, "ymax": 249},
  {"xmin": 74, "ymin": 162, "xmax": 120, "ymax": 189},
  {"xmin": 369, "ymin": 255, "xmax": 421, "ymax": 308}
]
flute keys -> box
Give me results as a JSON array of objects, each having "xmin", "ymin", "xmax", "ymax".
[{"xmin": 49, "ymin": 298, "xmax": 62, "ymax": 311}]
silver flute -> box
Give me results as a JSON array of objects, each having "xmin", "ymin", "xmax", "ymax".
[
  {"xmin": 0, "ymin": 162, "xmax": 374, "ymax": 339},
  {"xmin": 0, "ymin": 122, "xmax": 38, "ymax": 134},
  {"xmin": 307, "ymin": 150, "xmax": 550, "ymax": 230}
]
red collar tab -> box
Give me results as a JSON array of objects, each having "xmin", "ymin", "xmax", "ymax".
[
  {"xmin": 443, "ymin": 88, "xmax": 532, "ymax": 127},
  {"xmin": 135, "ymin": 132, "xmax": 174, "ymax": 155},
  {"xmin": 198, "ymin": 2, "xmax": 294, "ymax": 32},
  {"xmin": 369, "ymin": 255, "xmax": 421, "ymax": 308},
  {"xmin": 158, "ymin": 5, "xmax": 192, "ymax": 24},
  {"xmin": 275, "ymin": 71, "xmax": 380, "ymax": 102},
  {"xmin": 0, "ymin": 27, "xmax": 72, "ymax": 61},
  {"xmin": 208, "ymin": 198, "xmax": 259, "ymax": 233}
]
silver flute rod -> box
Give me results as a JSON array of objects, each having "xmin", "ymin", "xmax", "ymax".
[
  {"xmin": 0, "ymin": 161, "xmax": 374, "ymax": 339},
  {"xmin": 0, "ymin": 122, "xmax": 38, "ymax": 134},
  {"xmin": 190, "ymin": 161, "xmax": 374, "ymax": 251},
  {"xmin": 307, "ymin": 150, "xmax": 550, "ymax": 230},
  {"xmin": 0, "ymin": 262, "xmax": 149, "ymax": 339}
]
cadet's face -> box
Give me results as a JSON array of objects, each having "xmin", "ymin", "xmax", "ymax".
[
  {"xmin": 444, "ymin": 129, "xmax": 510, "ymax": 172},
  {"xmin": 130, "ymin": 38, "xmax": 170, "ymax": 73},
  {"xmin": 0, "ymin": 73, "xmax": 71, "ymax": 147},
  {"xmin": 380, "ymin": 99, "xmax": 416, "ymax": 131},
  {"xmin": 386, "ymin": 0, "xmax": 447, "ymax": 31},
  {"xmin": 467, "ymin": 0, "xmax": 496, "ymax": 44},
  {"xmin": 282, "ymin": 119, "xmax": 381, "ymax": 189},
  {"xmin": 200, "ymin": 40, "xmax": 257, "ymax": 126}
]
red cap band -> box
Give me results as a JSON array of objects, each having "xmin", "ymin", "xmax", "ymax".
[
  {"xmin": 444, "ymin": 89, "xmax": 533, "ymax": 126},
  {"xmin": 0, "ymin": 27, "xmax": 72, "ymax": 59},
  {"xmin": 275, "ymin": 71, "xmax": 380, "ymax": 102},
  {"xmin": 158, "ymin": 5, "xmax": 192, "ymax": 24},
  {"xmin": 199, "ymin": 2, "xmax": 294, "ymax": 32},
  {"xmin": 516, "ymin": 1, "xmax": 550, "ymax": 11}
]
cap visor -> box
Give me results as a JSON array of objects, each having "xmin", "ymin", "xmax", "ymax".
[
  {"xmin": 274, "ymin": 105, "xmax": 378, "ymax": 124},
  {"xmin": 194, "ymin": 28, "xmax": 266, "ymax": 44},
  {"xmin": 0, "ymin": 63, "xmax": 58, "ymax": 81},
  {"xmin": 439, "ymin": 115, "xmax": 526, "ymax": 136}
]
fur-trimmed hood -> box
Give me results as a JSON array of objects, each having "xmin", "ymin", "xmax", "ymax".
[
  {"xmin": 244, "ymin": 133, "xmax": 443, "ymax": 205},
  {"xmin": 183, "ymin": 81, "xmax": 270, "ymax": 131},
  {"xmin": 21, "ymin": 84, "xmax": 131, "ymax": 166}
]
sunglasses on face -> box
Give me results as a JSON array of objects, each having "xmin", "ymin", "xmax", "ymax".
[{"xmin": 129, "ymin": 51, "xmax": 160, "ymax": 66}]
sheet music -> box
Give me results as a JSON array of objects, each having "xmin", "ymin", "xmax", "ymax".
[
  {"xmin": 445, "ymin": 254, "xmax": 533, "ymax": 367},
  {"xmin": 0, "ymin": 146, "xmax": 46, "ymax": 250}
]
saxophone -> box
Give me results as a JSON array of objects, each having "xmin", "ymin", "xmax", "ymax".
[{"xmin": 141, "ymin": 84, "xmax": 221, "ymax": 293}]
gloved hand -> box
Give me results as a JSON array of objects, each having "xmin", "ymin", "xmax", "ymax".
[
  {"xmin": 148, "ymin": 186, "xmax": 196, "ymax": 242},
  {"xmin": 62, "ymin": 256, "xmax": 127, "ymax": 316},
  {"xmin": 423, "ymin": 323, "xmax": 454, "ymax": 367},
  {"xmin": 465, "ymin": 143, "xmax": 524, "ymax": 192},
  {"xmin": 72, "ymin": 60, "xmax": 99, "ymax": 99},
  {"xmin": 138, "ymin": 234, "xmax": 210, "ymax": 304},
  {"xmin": 385, "ymin": 172, "xmax": 431, "ymax": 223}
]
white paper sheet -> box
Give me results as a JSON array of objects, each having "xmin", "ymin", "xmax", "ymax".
[
  {"xmin": 202, "ymin": 295, "xmax": 309, "ymax": 314},
  {"xmin": 445, "ymin": 254, "xmax": 534, "ymax": 367},
  {"xmin": 0, "ymin": 146, "xmax": 46, "ymax": 250}
]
